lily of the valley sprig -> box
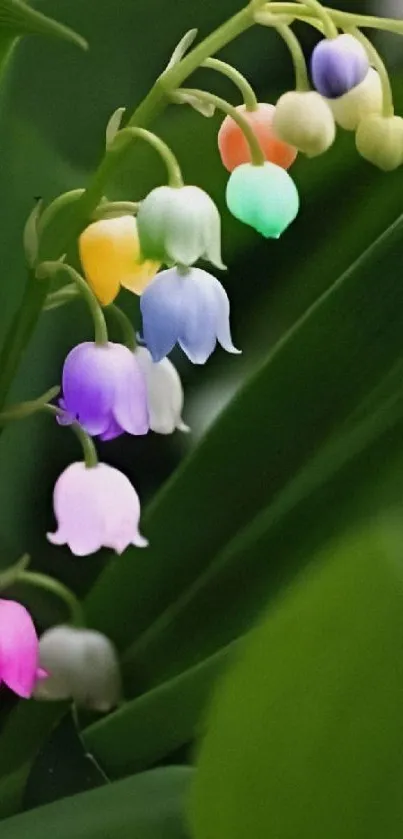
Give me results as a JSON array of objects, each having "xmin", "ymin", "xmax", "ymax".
[{"xmin": 1, "ymin": 0, "xmax": 403, "ymax": 708}]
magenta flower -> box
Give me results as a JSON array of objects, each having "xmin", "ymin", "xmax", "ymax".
[
  {"xmin": 0, "ymin": 599, "xmax": 40, "ymax": 698},
  {"xmin": 47, "ymin": 461, "xmax": 148, "ymax": 556},
  {"xmin": 59, "ymin": 342, "xmax": 149, "ymax": 441}
]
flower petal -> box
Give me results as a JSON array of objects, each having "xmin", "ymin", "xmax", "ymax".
[
  {"xmin": 136, "ymin": 347, "xmax": 187, "ymax": 435},
  {"xmin": 140, "ymin": 269, "xmax": 183, "ymax": 361},
  {"xmin": 0, "ymin": 599, "xmax": 38, "ymax": 698},
  {"xmin": 47, "ymin": 462, "xmax": 105, "ymax": 556},
  {"xmin": 62, "ymin": 343, "xmax": 115, "ymax": 437},
  {"xmin": 111, "ymin": 346, "xmax": 149, "ymax": 435}
]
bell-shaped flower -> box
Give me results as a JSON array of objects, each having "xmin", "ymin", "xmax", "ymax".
[
  {"xmin": 47, "ymin": 461, "xmax": 148, "ymax": 556},
  {"xmin": 356, "ymin": 114, "xmax": 403, "ymax": 171},
  {"xmin": 34, "ymin": 625, "xmax": 121, "ymax": 711},
  {"xmin": 225, "ymin": 162, "xmax": 299, "ymax": 238},
  {"xmin": 218, "ymin": 103, "xmax": 297, "ymax": 172},
  {"xmin": 79, "ymin": 216, "xmax": 160, "ymax": 305},
  {"xmin": 59, "ymin": 341, "xmax": 149, "ymax": 441},
  {"xmin": 140, "ymin": 267, "xmax": 239, "ymax": 364},
  {"xmin": 0, "ymin": 599, "xmax": 40, "ymax": 698},
  {"xmin": 328, "ymin": 67, "xmax": 383, "ymax": 131},
  {"xmin": 135, "ymin": 347, "xmax": 189, "ymax": 435},
  {"xmin": 273, "ymin": 90, "xmax": 336, "ymax": 157},
  {"xmin": 311, "ymin": 34, "xmax": 369, "ymax": 99},
  {"xmin": 137, "ymin": 185, "xmax": 225, "ymax": 269}
]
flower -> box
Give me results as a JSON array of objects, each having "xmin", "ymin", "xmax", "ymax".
[
  {"xmin": 47, "ymin": 461, "xmax": 148, "ymax": 556},
  {"xmin": 79, "ymin": 216, "xmax": 160, "ymax": 305},
  {"xmin": 217, "ymin": 103, "xmax": 297, "ymax": 172},
  {"xmin": 34, "ymin": 625, "xmax": 121, "ymax": 711},
  {"xmin": 311, "ymin": 34, "xmax": 369, "ymax": 99},
  {"xmin": 273, "ymin": 91, "xmax": 336, "ymax": 157},
  {"xmin": 356, "ymin": 114, "xmax": 403, "ymax": 171},
  {"xmin": 136, "ymin": 347, "xmax": 189, "ymax": 434},
  {"xmin": 59, "ymin": 341, "xmax": 149, "ymax": 441},
  {"xmin": 225, "ymin": 162, "xmax": 299, "ymax": 238},
  {"xmin": 0, "ymin": 599, "xmax": 40, "ymax": 698},
  {"xmin": 140, "ymin": 267, "xmax": 240, "ymax": 364},
  {"xmin": 137, "ymin": 185, "xmax": 225, "ymax": 269},
  {"xmin": 328, "ymin": 68, "xmax": 383, "ymax": 131}
]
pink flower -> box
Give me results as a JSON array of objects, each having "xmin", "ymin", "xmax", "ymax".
[
  {"xmin": 47, "ymin": 461, "xmax": 148, "ymax": 556},
  {"xmin": 0, "ymin": 599, "xmax": 40, "ymax": 698}
]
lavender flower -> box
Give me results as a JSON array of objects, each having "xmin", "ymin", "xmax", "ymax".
[
  {"xmin": 140, "ymin": 267, "xmax": 240, "ymax": 364},
  {"xmin": 59, "ymin": 341, "xmax": 149, "ymax": 440},
  {"xmin": 311, "ymin": 34, "xmax": 369, "ymax": 99}
]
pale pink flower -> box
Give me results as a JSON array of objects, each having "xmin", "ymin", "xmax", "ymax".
[{"xmin": 47, "ymin": 461, "xmax": 148, "ymax": 557}]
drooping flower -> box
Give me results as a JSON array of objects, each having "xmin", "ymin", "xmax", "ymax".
[
  {"xmin": 140, "ymin": 267, "xmax": 239, "ymax": 364},
  {"xmin": 79, "ymin": 216, "xmax": 160, "ymax": 305},
  {"xmin": 273, "ymin": 91, "xmax": 336, "ymax": 157},
  {"xmin": 311, "ymin": 34, "xmax": 369, "ymax": 99},
  {"xmin": 137, "ymin": 186, "xmax": 225, "ymax": 269},
  {"xmin": 328, "ymin": 67, "xmax": 383, "ymax": 131},
  {"xmin": 47, "ymin": 461, "xmax": 148, "ymax": 556},
  {"xmin": 0, "ymin": 599, "xmax": 40, "ymax": 698},
  {"xmin": 136, "ymin": 346, "xmax": 189, "ymax": 435},
  {"xmin": 217, "ymin": 103, "xmax": 297, "ymax": 172},
  {"xmin": 34, "ymin": 625, "xmax": 121, "ymax": 711},
  {"xmin": 225, "ymin": 162, "xmax": 299, "ymax": 238},
  {"xmin": 356, "ymin": 114, "xmax": 403, "ymax": 171},
  {"xmin": 58, "ymin": 341, "xmax": 149, "ymax": 441}
]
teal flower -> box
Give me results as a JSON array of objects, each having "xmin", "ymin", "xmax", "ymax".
[{"xmin": 226, "ymin": 162, "xmax": 299, "ymax": 238}]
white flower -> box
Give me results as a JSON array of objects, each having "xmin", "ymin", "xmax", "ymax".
[
  {"xmin": 34, "ymin": 625, "xmax": 121, "ymax": 711},
  {"xmin": 273, "ymin": 91, "xmax": 336, "ymax": 157},
  {"xmin": 47, "ymin": 462, "xmax": 148, "ymax": 557},
  {"xmin": 135, "ymin": 347, "xmax": 189, "ymax": 435},
  {"xmin": 328, "ymin": 68, "xmax": 383, "ymax": 131}
]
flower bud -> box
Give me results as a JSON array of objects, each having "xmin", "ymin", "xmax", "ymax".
[
  {"xmin": 137, "ymin": 186, "xmax": 224, "ymax": 270},
  {"xmin": 225, "ymin": 162, "xmax": 299, "ymax": 238},
  {"xmin": 218, "ymin": 103, "xmax": 297, "ymax": 172},
  {"xmin": 34, "ymin": 625, "xmax": 121, "ymax": 711},
  {"xmin": 355, "ymin": 114, "xmax": 403, "ymax": 171},
  {"xmin": 311, "ymin": 34, "xmax": 369, "ymax": 99},
  {"xmin": 328, "ymin": 67, "xmax": 383, "ymax": 131},
  {"xmin": 273, "ymin": 91, "xmax": 335, "ymax": 157}
]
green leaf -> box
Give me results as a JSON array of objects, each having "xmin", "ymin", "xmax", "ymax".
[
  {"xmin": 86, "ymin": 214, "xmax": 403, "ymax": 654},
  {"xmin": 2, "ymin": 767, "xmax": 193, "ymax": 839},
  {"xmin": 190, "ymin": 523, "xmax": 403, "ymax": 839},
  {"xmin": 84, "ymin": 643, "xmax": 237, "ymax": 779}
]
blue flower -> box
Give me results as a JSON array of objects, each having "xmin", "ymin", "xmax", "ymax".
[
  {"xmin": 311, "ymin": 34, "xmax": 369, "ymax": 99},
  {"xmin": 140, "ymin": 267, "xmax": 240, "ymax": 364}
]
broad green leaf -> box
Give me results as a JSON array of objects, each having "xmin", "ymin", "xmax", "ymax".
[
  {"xmin": 190, "ymin": 523, "xmax": 403, "ymax": 839},
  {"xmin": 2, "ymin": 767, "xmax": 193, "ymax": 839},
  {"xmin": 86, "ymin": 214, "xmax": 403, "ymax": 654},
  {"xmin": 84, "ymin": 643, "xmax": 236, "ymax": 779}
]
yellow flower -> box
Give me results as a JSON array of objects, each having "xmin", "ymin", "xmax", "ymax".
[{"xmin": 79, "ymin": 216, "xmax": 160, "ymax": 305}]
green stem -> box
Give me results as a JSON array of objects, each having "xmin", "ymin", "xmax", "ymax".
[
  {"xmin": 44, "ymin": 403, "xmax": 99, "ymax": 468},
  {"xmin": 92, "ymin": 200, "xmax": 140, "ymax": 221},
  {"xmin": 37, "ymin": 262, "xmax": 108, "ymax": 345},
  {"xmin": 0, "ymin": 385, "xmax": 60, "ymax": 423},
  {"xmin": 261, "ymin": 4, "xmax": 403, "ymax": 36},
  {"xmin": 275, "ymin": 23, "xmax": 310, "ymax": 90},
  {"xmin": 17, "ymin": 570, "xmax": 85, "ymax": 627},
  {"xmin": 352, "ymin": 28, "xmax": 394, "ymax": 118},
  {"xmin": 110, "ymin": 126, "xmax": 183, "ymax": 188},
  {"xmin": 107, "ymin": 304, "xmax": 137, "ymax": 351},
  {"xmin": 202, "ymin": 57, "xmax": 258, "ymax": 110},
  {"xmin": 176, "ymin": 87, "xmax": 265, "ymax": 165},
  {"xmin": 295, "ymin": 0, "xmax": 337, "ymax": 37}
]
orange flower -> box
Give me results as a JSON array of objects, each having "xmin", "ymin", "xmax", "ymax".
[{"xmin": 218, "ymin": 103, "xmax": 297, "ymax": 172}]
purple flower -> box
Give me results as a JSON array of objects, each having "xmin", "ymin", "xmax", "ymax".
[
  {"xmin": 59, "ymin": 342, "xmax": 149, "ymax": 440},
  {"xmin": 311, "ymin": 34, "xmax": 369, "ymax": 99},
  {"xmin": 140, "ymin": 267, "xmax": 240, "ymax": 364},
  {"xmin": 47, "ymin": 461, "xmax": 148, "ymax": 556}
]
